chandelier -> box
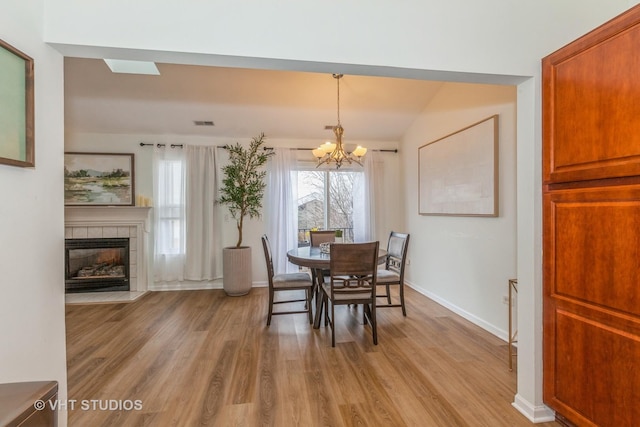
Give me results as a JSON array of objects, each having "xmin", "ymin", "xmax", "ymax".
[{"xmin": 312, "ymin": 74, "xmax": 367, "ymax": 168}]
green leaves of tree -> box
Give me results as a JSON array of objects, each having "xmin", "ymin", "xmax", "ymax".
[{"xmin": 217, "ymin": 133, "xmax": 274, "ymax": 247}]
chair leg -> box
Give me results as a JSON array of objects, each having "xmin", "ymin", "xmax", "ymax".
[
  {"xmin": 308, "ymin": 270, "xmax": 317, "ymax": 310},
  {"xmin": 330, "ymin": 301, "xmax": 336, "ymax": 347},
  {"xmin": 399, "ymin": 282, "xmax": 407, "ymax": 316},
  {"xmin": 267, "ymin": 288, "xmax": 274, "ymax": 326},
  {"xmin": 386, "ymin": 284, "xmax": 391, "ymax": 304},
  {"xmin": 371, "ymin": 303, "xmax": 378, "ymax": 345},
  {"xmin": 324, "ymin": 294, "xmax": 329, "ymax": 327},
  {"xmin": 363, "ymin": 303, "xmax": 371, "ymax": 325},
  {"xmin": 307, "ymin": 288, "xmax": 314, "ymax": 324},
  {"xmin": 362, "ymin": 303, "xmax": 377, "ymax": 345}
]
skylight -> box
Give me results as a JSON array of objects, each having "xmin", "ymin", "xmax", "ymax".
[{"xmin": 103, "ymin": 59, "xmax": 160, "ymax": 75}]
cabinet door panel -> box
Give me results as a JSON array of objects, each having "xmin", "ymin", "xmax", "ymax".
[
  {"xmin": 554, "ymin": 310, "xmax": 640, "ymax": 427},
  {"xmin": 543, "ymin": 185, "xmax": 640, "ymax": 427},
  {"xmin": 553, "ymin": 200, "xmax": 640, "ymax": 316},
  {"xmin": 543, "ymin": 9, "xmax": 640, "ymax": 184}
]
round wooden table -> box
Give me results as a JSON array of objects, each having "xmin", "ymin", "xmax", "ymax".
[
  {"xmin": 287, "ymin": 246, "xmax": 387, "ymax": 328},
  {"xmin": 286, "ymin": 246, "xmax": 387, "ymax": 269}
]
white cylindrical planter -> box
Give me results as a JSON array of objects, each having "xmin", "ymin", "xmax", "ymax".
[{"xmin": 222, "ymin": 246, "xmax": 252, "ymax": 296}]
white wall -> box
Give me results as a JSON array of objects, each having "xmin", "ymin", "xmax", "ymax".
[
  {"xmin": 44, "ymin": 1, "xmax": 629, "ymax": 83},
  {"xmin": 65, "ymin": 132, "xmax": 404, "ymax": 287},
  {"xmin": 0, "ymin": 1, "xmax": 68, "ymax": 425},
  {"xmin": 402, "ymin": 82, "xmax": 517, "ymax": 339},
  {"xmin": 41, "ymin": 0, "xmax": 637, "ymax": 423}
]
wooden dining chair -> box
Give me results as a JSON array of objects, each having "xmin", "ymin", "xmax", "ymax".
[
  {"xmin": 321, "ymin": 241, "xmax": 379, "ymax": 347},
  {"xmin": 376, "ymin": 232, "xmax": 410, "ymax": 316},
  {"xmin": 309, "ymin": 230, "xmax": 336, "ymax": 246},
  {"xmin": 309, "ymin": 230, "xmax": 335, "ymax": 291},
  {"xmin": 261, "ymin": 235, "xmax": 314, "ymax": 326}
]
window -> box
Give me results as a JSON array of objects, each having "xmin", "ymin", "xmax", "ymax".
[
  {"xmin": 155, "ymin": 158, "xmax": 185, "ymax": 255},
  {"xmin": 296, "ymin": 169, "xmax": 361, "ymax": 245}
]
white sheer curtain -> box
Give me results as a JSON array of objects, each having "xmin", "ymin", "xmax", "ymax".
[
  {"xmin": 184, "ymin": 145, "xmax": 221, "ymax": 281},
  {"xmin": 153, "ymin": 146, "xmax": 186, "ymax": 283},
  {"xmin": 265, "ymin": 148, "xmax": 299, "ymax": 273},
  {"xmin": 353, "ymin": 150, "xmax": 381, "ymax": 242}
]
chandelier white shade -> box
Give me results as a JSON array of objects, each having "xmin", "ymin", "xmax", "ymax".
[{"xmin": 313, "ymin": 74, "xmax": 367, "ymax": 168}]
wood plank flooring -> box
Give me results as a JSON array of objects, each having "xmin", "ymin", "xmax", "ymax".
[{"xmin": 66, "ymin": 287, "xmax": 559, "ymax": 426}]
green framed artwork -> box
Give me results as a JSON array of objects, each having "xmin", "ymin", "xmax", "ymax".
[{"xmin": 0, "ymin": 38, "xmax": 34, "ymax": 168}]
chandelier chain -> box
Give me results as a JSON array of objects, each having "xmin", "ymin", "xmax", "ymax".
[{"xmin": 336, "ymin": 75, "xmax": 340, "ymax": 126}]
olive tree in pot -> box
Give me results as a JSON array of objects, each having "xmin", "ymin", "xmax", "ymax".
[{"xmin": 218, "ymin": 133, "xmax": 273, "ymax": 296}]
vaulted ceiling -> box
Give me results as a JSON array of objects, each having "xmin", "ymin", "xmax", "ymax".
[{"xmin": 64, "ymin": 57, "xmax": 445, "ymax": 143}]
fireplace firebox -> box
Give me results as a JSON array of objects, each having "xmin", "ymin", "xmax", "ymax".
[{"xmin": 65, "ymin": 238, "xmax": 130, "ymax": 293}]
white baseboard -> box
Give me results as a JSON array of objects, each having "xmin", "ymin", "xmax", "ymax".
[
  {"xmin": 149, "ymin": 280, "xmax": 268, "ymax": 291},
  {"xmin": 149, "ymin": 280, "xmax": 223, "ymax": 291},
  {"xmin": 512, "ymin": 394, "xmax": 555, "ymax": 423},
  {"xmin": 405, "ymin": 281, "xmax": 508, "ymax": 341}
]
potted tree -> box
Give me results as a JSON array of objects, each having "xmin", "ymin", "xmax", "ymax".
[{"xmin": 218, "ymin": 133, "xmax": 273, "ymax": 296}]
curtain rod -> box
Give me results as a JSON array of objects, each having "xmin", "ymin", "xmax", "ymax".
[
  {"xmin": 139, "ymin": 142, "xmax": 184, "ymax": 148},
  {"xmin": 281, "ymin": 147, "xmax": 398, "ymax": 153},
  {"xmin": 139, "ymin": 142, "xmax": 397, "ymax": 153}
]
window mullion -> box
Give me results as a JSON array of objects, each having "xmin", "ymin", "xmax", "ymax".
[{"xmin": 324, "ymin": 171, "xmax": 330, "ymax": 230}]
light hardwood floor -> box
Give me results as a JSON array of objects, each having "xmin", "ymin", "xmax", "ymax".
[{"xmin": 66, "ymin": 287, "xmax": 559, "ymax": 426}]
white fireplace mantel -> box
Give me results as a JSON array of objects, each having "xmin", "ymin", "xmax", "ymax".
[
  {"xmin": 65, "ymin": 206, "xmax": 152, "ymax": 231},
  {"xmin": 64, "ymin": 206, "xmax": 152, "ymax": 292}
]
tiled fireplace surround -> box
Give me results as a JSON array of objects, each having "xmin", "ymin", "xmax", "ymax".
[{"xmin": 65, "ymin": 207, "xmax": 151, "ymax": 293}]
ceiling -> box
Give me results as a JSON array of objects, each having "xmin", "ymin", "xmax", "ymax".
[{"xmin": 64, "ymin": 58, "xmax": 445, "ymax": 143}]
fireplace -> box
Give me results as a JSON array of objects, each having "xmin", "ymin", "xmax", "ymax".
[{"xmin": 65, "ymin": 238, "xmax": 130, "ymax": 293}]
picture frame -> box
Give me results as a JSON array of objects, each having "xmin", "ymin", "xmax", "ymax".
[
  {"xmin": 418, "ymin": 115, "xmax": 499, "ymax": 216},
  {"xmin": 64, "ymin": 152, "xmax": 135, "ymax": 206},
  {"xmin": 0, "ymin": 38, "xmax": 34, "ymax": 168}
]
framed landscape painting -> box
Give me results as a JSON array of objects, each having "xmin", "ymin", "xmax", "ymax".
[{"xmin": 64, "ymin": 153, "xmax": 135, "ymax": 206}]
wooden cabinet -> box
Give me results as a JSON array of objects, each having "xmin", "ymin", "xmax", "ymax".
[
  {"xmin": 543, "ymin": 186, "xmax": 640, "ymax": 425},
  {"xmin": 0, "ymin": 381, "xmax": 58, "ymax": 427},
  {"xmin": 542, "ymin": 5, "xmax": 640, "ymax": 427},
  {"xmin": 543, "ymin": 6, "xmax": 640, "ymax": 185}
]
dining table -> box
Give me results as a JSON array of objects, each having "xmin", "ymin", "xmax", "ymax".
[{"xmin": 286, "ymin": 245, "xmax": 387, "ymax": 328}]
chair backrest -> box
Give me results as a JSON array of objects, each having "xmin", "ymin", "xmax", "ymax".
[
  {"xmin": 261, "ymin": 235, "xmax": 274, "ymax": 284},
  {"xmin": 385, "ymin": 232, "xmax": 410, "ymax": 277},
  {"xmin": 329, "ymin": 241, "xmax": 379, "ymax": 293},
  {"xmin": 309, "ymin": 230, "xmax": 336, "ymax": 247}
]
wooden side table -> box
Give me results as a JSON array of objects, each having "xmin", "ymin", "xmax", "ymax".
[
  {"xmin": 0, "ymin": 381, "xmax": 58, "ymax": 427},
  {"xmin": 508, "ymin": 279, "xmax": 518, "ymax": 371}
]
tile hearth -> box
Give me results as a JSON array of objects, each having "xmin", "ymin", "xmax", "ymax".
[{"xmin": 65, "ymin": 291, "xmax": 147, "ymax": 305}]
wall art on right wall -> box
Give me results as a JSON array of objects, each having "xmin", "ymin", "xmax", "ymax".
[{"xmin": 418, "ymin": 114, "xmax": 498, "ymax": 216}]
